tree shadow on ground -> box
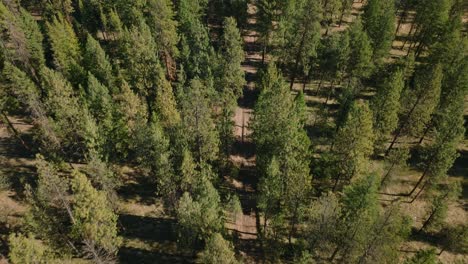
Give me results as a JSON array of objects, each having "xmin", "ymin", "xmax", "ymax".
[
  {"xmin": 117, "ymin": 176, "xmax": 157, "ymax": 206},
  {"xmin": 119, "ymin": 214, "xmax": 176, "ymax": 242},
  {"xmin": 118, "ymin": 214, "xmax": 194, "ymax": 263}
]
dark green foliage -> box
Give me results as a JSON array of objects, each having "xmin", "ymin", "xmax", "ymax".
[
  {"xmin": 46, "ymin": 15, "xmax": 85, "ymax": 85},
  {"xmin": 177, "ymin": 169, "xmax": 224, "ymax": 246},
  {"xmin": 253, "ymin": 64, "xmax": 311, "ymax": 245},
  {"xmin": 83, "ymin": 34, "xmax": 114, "ymax": 89},
  {"xmin": 178, "ymin": 0, "xmax": 213, "ymax": 80},
  {"xmin": 198, "ymin": 233, "xmax": 239, "ymax": 264},
  {"xmin": 371, "ymin": 69, "xmax": 404, "ymax": 150},
  {"xmin": 332, "ymin": 101, "xmax": 374, "ymax": 189},
  {"xmin": 348, "ymin": 19, "xmax": 373, "ymax": 79},
  {"xmin": 318, "ymin": 31, "xmax": 350, "ymax": 84},
  {"xmin": 362, "ymin": 0, "xmax": 396, "ymax": 62},
  {"xmin": 180, "ymin": 79, "xmax": 219, "ymax": 162},
  {"xmin": 41, "ymin": 68, "xmax": 98, "ymax": 158},
  {"xmin": 145, "ymin": 0, "xmax": 179, "ymax": 79},
  {"xmin": 281, "ymin": 0, "xmax": 322, "ymax": 87}
]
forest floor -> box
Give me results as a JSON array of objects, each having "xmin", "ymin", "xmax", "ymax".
[{"xmin": 225, "ymin": 2, "xmax": 262, "ymax": 263}]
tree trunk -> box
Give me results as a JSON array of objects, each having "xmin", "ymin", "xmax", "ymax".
[
  {"xmin": 408, "ymin": 167, "xmax": 428, "ymax": 197},
  {"xmin": 419, "ymin": 209, "xmax": 436, "ymax": 233},
  {"xmin": 402, "ymin": 22, "xmax": 415, "ymax": 51},
  {"xmin": 290, "ymin": 59, "xmax": 299, "ymax": 90},
  {"xmin": 332, "ymin": 173, "xmax": 341, "ymax": 191},
  {"xmin": 316, "ymin": 73, "xmax": 324, "ymax": 96},
  {"xmin": 386, "ymin": 89, "xmax": 424, "ymax": 156},
  {"xmin": 324, "ymin": 80, "xmax": 335, "ymax": 105},
  {"xmin": 418, "ymin": 122, "xmax": 432, "ymax": 145},
  {"xmin": 409, "ymin": 179, "xmax": 428, "ymax": 203},
  {"xmin": 380, "ymin": 162, "xmax": 396, "ymax": 188},
  {"xmin": 329, "ymin": 246, "xmax": 340, "ymax": 262}
]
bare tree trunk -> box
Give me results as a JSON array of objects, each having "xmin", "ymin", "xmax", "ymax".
[
  {"xmin": 332, "ymin": 173, "xmax": 342, "ymax": 192},
  {"xmin": 409, "ymin": 179, "xmax": 428, "ymax": 203},
  {"xmin": 402, "ymin": 22, "xmax": 415, "ymax": 51},
  {"xmin": 324, "ymin": 80, "xmax": 335, "ymax": 105},
  {"xmin": 418, "ymin": 122, "xmax": 432, "ymax": 145},
  {"xmin": 408, "ymin": 166, "xmax": 428, "ymax": 197},
  {"xmin": 386, "ymin": 89, "xmax": 424, "ymax": 156},
  {"xmin": 380, "ymin": 162, "xmax": 396, "ymax": 187}
]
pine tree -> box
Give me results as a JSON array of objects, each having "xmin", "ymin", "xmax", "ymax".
[
  {"xmin": 362, "ymin": 0, "xmax": 396, "ymax": 62},
  {"xmin": 387, "ymin": 64, "xmax": 443, "ymax": 155},
  {"xmin": 145, "ymin": 0, "xmax": 179, "ymax": 80},
  {"xmin": 25, "ymin": 155, "xmax": 73, "ymax": 253},
  {"xmin": 43, "ymin": 0, "xmax": 74, "ymax": 21},
  {"xmin": 321, "ymin": 0, "xmax": 343, "ymax": 35},
  {"xmin": 41, "ymin": 68, "xmax": 98, "ymax": 157},
  {"xmin": 0, "ymin": 3, "xmax": 45, "ymax": 81},
  {"xmin": 0, "ymin": 63, "xmax": 61, "ymax": 154},
  {"xmin": 217, "ymin": 17, "xmax": 246, "ymax": 99},
  {"xmin": 356, "ymin": 203, "xmax": 411, "ymax": 264},
  {"xmin": 317, "ymin": 31, "xmax": 350, "ymax": 95},
  {"xmin": 83, "ymin": 34, "xmax": 114, "ymax": 90},
  {"xmin": 215, "ymin": 17, "xmax": 245, "ymax": 160},
  {"xmin": 8, "ymin": 233, "xmax": 55, "ymax": 264},
  {"xmin": 330, "ymin": 174, "xmax": 379, "ymax": 261},
  {"xmin": 176, "ymin": 172, "xmax": 224, "ymax": 246},
  {"xmin": 112, "ymin": 81, "xmax": 147, "ymax": 158},
  {"xmin": 46, "ymin": 15, "xmax": 84, "ymax": 84},
  {"xmin": 332, "ymin": 101, "xmax": 374, "ymax": 190},
  {"xmin": 371, "ymin": 69, "xmax": 405, "ymax": 151},
  {"xmin": 257, "ymin": 157, "xmax": 283, "ymax": 235},
  {"xmin": 120, "ymin": 22, "xmax": 160, "ymax": 121},
  {"xmin": 198, "ymin": 233, "xmax": 239, "ymax": 264},
  {"xmin": 17, "ymin": 8, "xmax": 46, "ymax": 80},
  {"xmin": 347, "ymin": 19, "xmax": 373, "ymax": 79},
  {"xmin": 408, "ymin": 87, "xmax": 464, "ymax": 199},
  {"xmin": 71, "ymin": 170, "xmax": 121, "ymax": 254},
  {"xmin": 133, "ymin": 118, "xmax": 177, "ymax": 206},
  {"xmin": 180, "ymin": 78, "xmax": 219, "ymax": 162},
  {"xmin": 411, "ymin": 0, "xmax": 451, "ymax": 57},
  {"xmin": 420, "ymin": 38, "xmax": 468, "ymax": 144},
  {"xmin": 282, "ymin": 0, "xmax": 322, "ymax": 89},
  {"xmin": 252, "ymin": 64, "xmax": 296, "ymax": 171},
  {"xmin": 155, "ymin": 67, "xmax": 181, "ymax": 129},
  {"xmin": 178, "ymin": 0, "xmax": 213, "ymax": 80},
  {"xmin": 78, "ymin": 0, "xmax": 105, "ymax": 35},
  {"xmin": 86, "ymin": 74, "xmax": 114, "ymax": 156},
  {"xmin": 253, "ymin": 64, "xmax": 311, "ymax": 244},
  {"xmin": 420, "ymin": 182, "xmax": 461, "ymax": 232},
  {"xmin": 304, "ymin": 192, "xmax": 342, "ymax": 255},
  {"xmin": 179, "ymin": 148, "xmax": 198, "ymax": 193},
  {"xmin": 257, "ymin": 0, "xmax": 276, "ymax": 63}
]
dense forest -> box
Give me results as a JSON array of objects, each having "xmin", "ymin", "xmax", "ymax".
[{"xmin": 0, "ymin": 0, "xmax": 467, "ymax": 263}]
